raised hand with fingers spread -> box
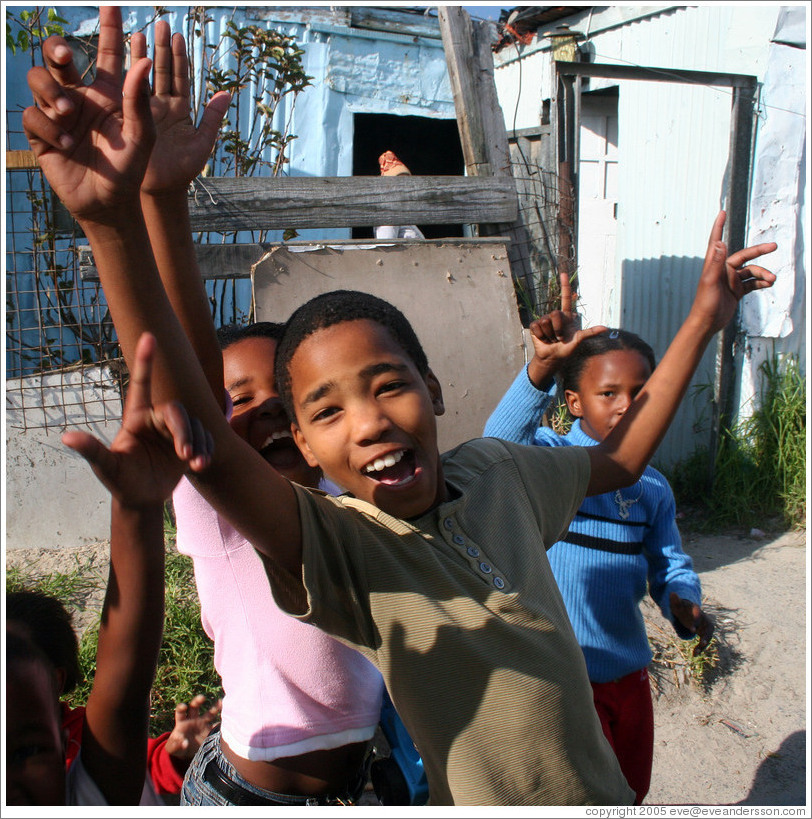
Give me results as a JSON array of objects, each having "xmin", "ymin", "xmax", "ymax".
[
  {"xmin": 22, "ymin": 6, "xmax": 155, "ymax": 221},
  {"xmin": 688, "ymin": 210, "xmax": 777, "ymax": 336},
  {"xmin": 130, "ymin": 21, "xmax": 231, "ymax": 195}
]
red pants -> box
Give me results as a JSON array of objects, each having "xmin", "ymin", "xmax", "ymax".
[{"xmin": 591, "ymin": 668, "xmax": 654, "ymax": 805}]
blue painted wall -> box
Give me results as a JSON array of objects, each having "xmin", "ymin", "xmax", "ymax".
[{"xmin": 5, "ymin": 6, "xmax": 456, "ymax": 374}]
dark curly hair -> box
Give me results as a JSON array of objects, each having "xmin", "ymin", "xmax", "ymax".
[
  {"xmin": 6, "ymin": 629, "xmax": 62, "ymax": 706},
  {"xmin": 559, "ymin": 329, "xmax": 656, "ymax": 394},
  {"xmin": 275, "ymin": 290, "xmax": 429, "ymax": 422},
  {"xmin": 7, "ymin": 589, "xmax": 81, "ymax": 695},
  {"xmin": 216, "ymin": 321, "xmax": 286, "ymax": 352}
]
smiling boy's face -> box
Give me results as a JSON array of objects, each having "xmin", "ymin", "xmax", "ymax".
[{"xmin": 289, "ymin": 319, "xmax": 446, "ymax": 519}]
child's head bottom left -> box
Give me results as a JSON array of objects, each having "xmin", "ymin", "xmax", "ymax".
[{"xmin": 5, "ymin": 629, "xmax": 67, "ymax": 806}]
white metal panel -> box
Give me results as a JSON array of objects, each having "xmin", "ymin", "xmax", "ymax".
[
  {"xmin": 493, "ymin": 49, "xmax": 552, "ymax": 132},
  {"xmin": 577, "ymin": 96, "xmax": 620, "ymax": 328},
  {"xmin": 494, "ymin": 3, "xmax": 789, "ymax": 467}
]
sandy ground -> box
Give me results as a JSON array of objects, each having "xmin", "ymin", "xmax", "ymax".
[
  {"xmin": 644, "ymin": 527, "xmax": 808, "ymax": 807},
  {"xmin": 5, "ymin": 527, "xmax": 808, "ymax": 807}
]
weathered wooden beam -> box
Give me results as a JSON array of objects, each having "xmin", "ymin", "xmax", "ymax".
[
  {"xmin": 349, "ymin": 6, "xmax": 442, "ymax": 39},
  {"xmin": 5, "ymin": 150, "xmax": 38, "ymax": 169},
  {"xmin": 439, "ymin": 7, "xmax": 537, "ymax": 317},
  {"xmin": 555, "ymin": 60, "xmax": 758, "ymax": 89},
  {"xmin": 707, "ymin": 79, "xmax": 759, "ymax": 491},
  {"xmin": 439, "ymin": 7, "xmax": 492, "ymax": 177},
  {"xmin": 507, "ymin": 125, "xmax": 551, "ymax": 141},
  {"xmin": 79, "ymin": 237, "xmax": 513, "ymax": 281},
  {"xmin": 184, "ymin": 175, "xmax": 517, "ymax": 232}
]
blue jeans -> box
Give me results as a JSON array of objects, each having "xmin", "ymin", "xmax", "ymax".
[{"xmin": 181, "ymin": 730, "xmax": 372, "ymax": 806}]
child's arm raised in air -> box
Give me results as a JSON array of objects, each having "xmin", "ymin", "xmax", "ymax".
[
  {"xmin": 586, "ymin": 211, "xmax": 776, "ymax": 495},
  {"xmin": 484, "ymin": 273, "xmax": 605, "ymax": 442},
  {"xmin": 130, "ymin": 23, "xmax": 231, "ymax": 403},
  {"xmin": 61, "ymin": 333, "xmax": 212, "ymax": 804},
  {"xmin": 23, "ymin": 7, "xmax": 304, "ymax": 589},
  {"xmin": 32, "ymin": 20, "xmax": 230, "ymax": 403}
]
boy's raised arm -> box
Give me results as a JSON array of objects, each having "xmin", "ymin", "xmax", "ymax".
[
  {"xmin": 586, "ymin": 211, "xmax": 776, "ymax": 495},
  {"xmin": 61, "ymin": 333, "xmax": 211, "ymax": 803},
  {"xmin": 23, "ymin": 7, "xmax": 304, "ymax": 584},
  {"xmin": 130, "ymin": 22, "xmax": 231, "ymax": 404}
]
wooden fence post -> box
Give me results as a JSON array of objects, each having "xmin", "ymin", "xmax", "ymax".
[{"xmin": 439, "ymin": 7, "xmax": 537, "ymax": 320}]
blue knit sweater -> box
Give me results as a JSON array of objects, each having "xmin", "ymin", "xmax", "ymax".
[{"xmin": 484, "ymin": 365, "xmax": 702, "ymax": 683}]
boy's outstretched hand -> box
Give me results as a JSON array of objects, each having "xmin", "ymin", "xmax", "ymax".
[
  {"xmin": 22, "ymin": 5, "xmax": 154, "ymax": 221},
  {"xmin": 669, "ymin": 592, "xmax": 715, "ymax": 656},
  {"xmin": 131, "ymin": 21, "xmax": 231, "ymax": 195},
  {"xmin": 526, "ymin": 270, "xmax": 608, "ymax": 388},
  {"xmin": 164, "ymin": 695, "xmax": 222, "ymax": 762},
  {"xmin": 690, "ymin": 211, "xmax": 777, "ymax": 335},
  {"xmin": 62, "ymin": 333, "xmax": 212, "ymax": 507}
]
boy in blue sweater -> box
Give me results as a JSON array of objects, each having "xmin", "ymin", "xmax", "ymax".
[{"xmin": 484, "ymin": 277, "xmax": 714, "ymax": 804}]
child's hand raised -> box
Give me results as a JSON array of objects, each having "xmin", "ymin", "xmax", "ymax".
[
  {"xmin": 526, "ymin": 270, "xmax": 607, "ymax": 388},
  {"xmin": 689, "ymin": 211, "xmax": 777, "ymax": 336},
  {"xmin": 22, "ymin": 6, "xmax": 154, "ymax": 222},
  {"xmin": 164, "ymin": 694, "xmax": 222, "ymax": 762},
  {"xmin": 62, "ymin": 333, "xmax": 213, "ymax": 508},
  {"xmin": 131, "ymin": 22, "xmax": 231, "ymax": 195}
]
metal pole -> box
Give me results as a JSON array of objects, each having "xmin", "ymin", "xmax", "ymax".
[{"xmin": 707, "ymin": 79, "xmax": 757, "ymax": 490}]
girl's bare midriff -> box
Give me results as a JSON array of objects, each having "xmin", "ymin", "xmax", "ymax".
[{"xmin": 221, "ymin": 736, "xmax": 370, "ymax": 796}]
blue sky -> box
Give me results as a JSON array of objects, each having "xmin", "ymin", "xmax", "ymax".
[{"xmin": 463, "ymin": 5, "xmax": 506, "ymax": 21}]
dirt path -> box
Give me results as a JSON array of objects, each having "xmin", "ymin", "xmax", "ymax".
[
  {"xmin": 645, "ymin": 528, "xmax": 807, "ymax": 806},
  {"xmin": 5, "ymin": 527, "xmax": 808, "ymax": 806}
]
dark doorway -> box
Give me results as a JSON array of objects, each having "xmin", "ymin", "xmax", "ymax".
[{"xmin": 352, "ymin": 113, "xmax": 465, "ymax": 239}]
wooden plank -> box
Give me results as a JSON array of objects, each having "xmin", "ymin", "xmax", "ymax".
[
  {"xmin": 555, "ymin": 60, "xmax": 758, "ymax": 89},
  {"xmin": 439, "ymin": 8, "xmax": 491, "ymax": 177},
  {"xmin": 507, "ymin": 125, "xmax": 551, "ymax": 140},
  {"xmin": 79, "ymin": 237, "xmax": 513, "ymax": 281},
  {"xmin": 184, "ymin": 175, "xmax": 517, "ymax": 232},
  {"xmin": 349, "ymin": 7, "xmax": 442, "ymax": 39},
  {"xmin": 439, "ymin": 8, "xmax": 537, "ymax": 315},
  {"xmin": 6, "ymin": 150, "xmax": 38, "ymax": 170},
  {"xmin": 708, "ymin": 80, "xmax": 758, "ymax": 490},
  {"xmin": 472, "ymin": 17, "xmax": 513, "ymax": 178}
]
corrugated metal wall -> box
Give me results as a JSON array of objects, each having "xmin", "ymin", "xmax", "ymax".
[
  {"xmin": 601, "ymin": 5, "xmax": 779, "ymax": 467},
  {"xmin": 493, "ymin": 4, "xmax": 786, "ymax": 468}
]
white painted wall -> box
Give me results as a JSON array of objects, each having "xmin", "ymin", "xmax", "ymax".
[{"xmin": 6, "ymin": 367, "xmax": 123, "ymax": 550}]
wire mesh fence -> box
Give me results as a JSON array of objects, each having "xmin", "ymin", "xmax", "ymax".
[
  {"xmin": 5, "ymin": 110, "xmax": 126, "ymax": 431},
  {"xmin": 508, "ymin": 158, "xmax": 576, "ymax": 322},
  {"xmin": 4, "ymin": 113, "xmax": 246, "ymax": 431},
  {"xmin": 6, "ymin": 147, "xmax": 574, "ymax": 432}
]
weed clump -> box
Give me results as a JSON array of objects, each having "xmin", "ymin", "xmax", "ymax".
[{"xmin": 669, "ymin": 355, "xmax": 805, "ymax": 531}]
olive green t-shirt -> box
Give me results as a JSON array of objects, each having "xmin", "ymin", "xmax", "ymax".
[{"xmin": 274, "ymin": 437, "xmax": 634, "ymax": 806}]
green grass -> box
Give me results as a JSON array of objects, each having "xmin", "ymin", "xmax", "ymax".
[
  {"xmin": 6, "ymin": 560, "xmax": 101, "ymax": 606},
  {"xmin": 669, "ymin": 354, "xmax": 805, "ymax": 532},
  {"xmin": 648, "ymin": 629, "xmax": 721, "ymax": 691},
  {"xmin": 6, "ymin": 518, "xmax": 223, "ymax": 736}
]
